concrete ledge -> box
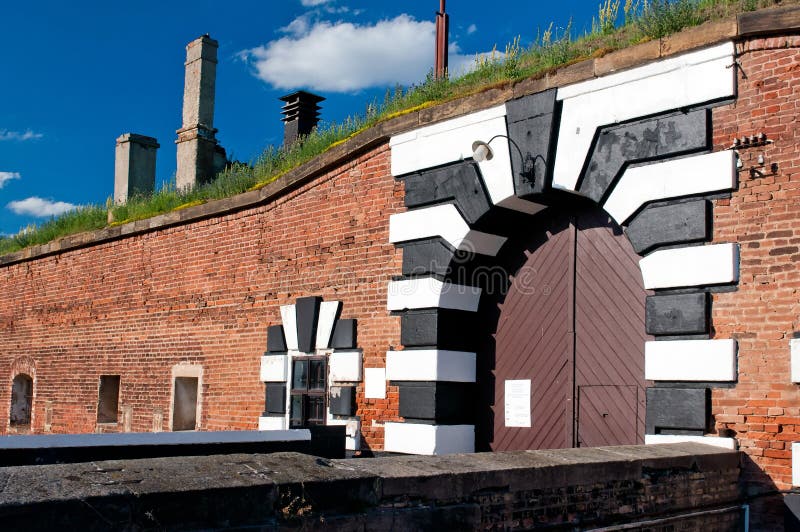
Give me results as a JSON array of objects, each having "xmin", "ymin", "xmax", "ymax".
[
  {"xmin": 0, "ymin": 428, "xmax": 344, "ymax": 465},
  {"xmin": 1, "ymin": 7, "xmax": 799, "ymax": 267},
  {"xmin": 646, "ymin": 434, "xmax": 737, "ymax": 450},
  {"xmin": 0, "ymin": 443, "xmax": 740, "ymax": 530}
]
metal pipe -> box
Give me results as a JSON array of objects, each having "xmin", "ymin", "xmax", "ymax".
[{"xmin": 434, "ymin": 0, "xmax": 448, "ymax": 79}]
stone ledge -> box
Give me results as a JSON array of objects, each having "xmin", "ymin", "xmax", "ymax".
[
  {"xmin": 0, "ymin": 443, "xmax": 740, "ymax": 530},
  {"xmin": 1, "ymin": 5, "xmax": 798, "ymax": 267}
]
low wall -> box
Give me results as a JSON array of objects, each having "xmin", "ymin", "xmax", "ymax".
[{"xmin": 0, "ymin": 443, "xmax": 741, "ymax": 530}]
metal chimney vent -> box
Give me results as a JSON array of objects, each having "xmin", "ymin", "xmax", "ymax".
[{"xmin": 280, "ymin": 91, "xmax": 325, "ymax": 148}]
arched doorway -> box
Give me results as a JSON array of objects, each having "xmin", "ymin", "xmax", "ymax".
[
  {"xmin": 485, "ymin": 202, "xmax": 651, "ymax": 451},
  {"xmin": 10, "ymin": 373, "xmax": 33, "ymax": 427}
]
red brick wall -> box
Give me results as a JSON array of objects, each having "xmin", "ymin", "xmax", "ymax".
[
  {"xmin": 1, "ymin": 34, "xmax": 799, "ymax": 491},
  {"xmin": 712, "ymin": 35, "xmax": 800, "ymax": 492},
  {"xmin": 0, "ymin": 144, "xmax": 403, "ymax": 451}
]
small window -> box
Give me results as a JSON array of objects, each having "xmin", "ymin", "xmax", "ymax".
[
  {"xmin": 10, "ymin": 374, "xmax": 33, "ymax": 427},
  {"xmin": 172, "ymin": 376, "xmax": 199, "ymax": 431},
  {"xmin": 290, "ymin": 357, "xmax": 327, "ymax": 428},
  {"xmin": 97, "ymin": 375, "xmax": 121, "ymax": 424}
]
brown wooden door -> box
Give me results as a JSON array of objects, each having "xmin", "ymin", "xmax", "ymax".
[{"xmin": 490, "ymin": 205, "xmax": 648, "ymax": 451}]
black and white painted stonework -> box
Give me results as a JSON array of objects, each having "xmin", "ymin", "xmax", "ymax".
[
  {"xmin": 259, "ymin": 297, "xmax": 362, "ymax": 451},
  {"xmin": 385, "ymin": 41, "xmax": 740, "ymax": 455}
]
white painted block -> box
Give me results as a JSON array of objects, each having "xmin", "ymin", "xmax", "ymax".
[
  {"xmin": 645, "ymin": 339, "xmax": 737, "ymax": 381},
  {"xmin": 387, "ymin": 277, "xmax": 482, "ymax": 312},
  {"xmin": 602, "ymin": 151, "xmax": 736, "ymax": 224},
  {"xmin": 384, "ymin": 422, "xmax": 475, "ymax": 455},
  {"xmin": 553, "ymin": 42, "xmax": 735, "ymax": 191},
  {"xmin": 558, "ymin": 42, "xmax": 735, "ymax": 99},
  {"xmin": 386, "ymin": 350, "xmax": 476, "ymax": 382},
  {"xmin": 315, "ymin": 301, "xmax": 341, "ymax": 349},
  {"xmin": 279, "ymin": 305, "xmax": 298, "ymax": 351},
  {"xmin": 390, "ymin": 105, "xmax": 507, "ymax": 176},
  {"xmin": 389, "ymin": 204, "xmax": 507, "ymax": 256},
  {"xmin": 791, "ymin": 339, "xmax": 800, "ymax": 383},
  {"xmin": 329, "ymin": 350, "xmax": 362, "ymax": 382},
  {"xmin": 364, "ymin": 368, "xmax": 386, "ymax": 399},
  {"xmin": 645, "ymin": 434, "xmax": 737, "ymax": 450},
  {"xmin": 793, "ymin": 442, "xmax": 800, "ymax": 486},
  {"xmin": 258, "ymin": 416, "xmax": 287, "ymax": 431},
  {"xmin": 474, "ymin": 128, "xmax": 517, "ymax": 208},
  {"xmin": 260, "ymin": 354, "xmax": 289, "ymax": 382},
  {"xmin": 639, "ymin": 243, "xmax": 739, "ymax": 290}
]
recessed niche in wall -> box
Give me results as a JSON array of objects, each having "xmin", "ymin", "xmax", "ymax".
[
  {"xmin": 173, "ymin": 376, "xmax": 199, "ymax": 431},
  {"xmin": 97, "ymin": 375, "xmax": 121, "ymax": 424}
]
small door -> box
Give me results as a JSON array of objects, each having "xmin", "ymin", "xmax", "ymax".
[{"xmin": 577, "ymin": 385, "xmax": 638, "ymax": 447}]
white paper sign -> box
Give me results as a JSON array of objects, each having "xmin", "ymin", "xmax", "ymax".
[
  {"xmin": 504, "ymin": 379, "xmax": 531, "ymax": 427},
  {"xmin": 364, "ymin": 368, "xmax": 386, "ymax": 399}
]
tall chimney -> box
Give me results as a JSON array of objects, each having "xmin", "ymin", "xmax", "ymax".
[
  {"xmin": 175, "ymin": 34, "xmax": 222, "ymax": 190},
  {"xmin": 435, "ymin": 0, "xmax": 449, "ymax": 79},
  {"xmin": 280, "ymin": 91, "xmax": 325, "ymax": 148},
  {"xmin": 114, "ymin": 134, "xmax": 159, "ymax": 204}
]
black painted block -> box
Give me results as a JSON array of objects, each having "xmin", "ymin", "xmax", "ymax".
[
  {"xmin": 295, "ymin": 296, "xmax": 321, "ymax": 353},
  {"xmin": 330, "ymin": 319, "xmax": 357, "ymax": 349},
  {"xmin": 266, "ymin": 325, "xmax": 287, "ymax": 353},
  {"xmin": 397, "ymin": 382, "xmax": 474, "ymax": 424},
  {"xmin": 404, "ymin": 161, "xmax": 491, "ymax": 224},
  {"xmin": 578, "ymin": 109, "xmax": 710, "ymax": 203},
  {"xmin": 329, "ymin": 386, "xmax": 357, "ymax": 416},
  {"xmin": 400, "ymin": 238, "xmax": 455, "ymax": 277},
  {"xmin": 646, "ymin": 387, "xmax": 709, "ymax": 435},
  {"xmin": 264, "ymin": 384, "xmax": 286, "ymax": 415},
  {"xmin": 505, "ymin": 89, "xmax": 558, "ymax": 197},
  {"xmin": 626, "ymin": 200, "xmax": 710, "ymax": 254},
  {"xmin": 400, "ymin": 309, "xmax": 476, "ymax": 351},
  {"xmin": 785, "ymin": 494, "xmax": 800, "ymax": 531},
  {"xmin": 646, "ymin": 292, "xmax": 709, "ymax": 336}
]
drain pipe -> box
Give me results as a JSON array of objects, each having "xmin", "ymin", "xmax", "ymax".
[{"xmin": 743, "ymin": 503, "xmax": 750, "ymax": 532}]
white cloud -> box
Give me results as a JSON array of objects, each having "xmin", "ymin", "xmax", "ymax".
[
  {"xmin": 300, "ymin": 0, "xmax": 330, "ymax": 6},
  {"xmin": 467, "ymin": 24, "xmax": 477, "ymax": 34},
  {"xmin": 7, "ymin": 197, "xmax": 77, "ymax": 218},
  {"xmin": 0, "ymin": 129, "xmax": 43, "ymax": 141},
  {"xmin": 280, "ymin": 14, "xmax": 311, "ymax": 36},
  {"xmin": 240, "ymin": 15, "xmax": 487, "ymax": 92},
  {"xmin": 0, "ymin": 172, "xmax": 20, "ymax": 188}
]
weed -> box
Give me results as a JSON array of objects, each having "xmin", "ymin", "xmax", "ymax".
[
  {"xmin": 594, "ymin": 0, "xmax": 622, "ymax": 35},
  {"xmin": 635, "ymin": 0, "xmax": 702, "ymax": 39}
]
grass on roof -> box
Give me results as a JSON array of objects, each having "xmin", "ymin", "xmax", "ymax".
[{"xmin": 0, "ymin": 0, "xmax": 792, "ymax": 257}]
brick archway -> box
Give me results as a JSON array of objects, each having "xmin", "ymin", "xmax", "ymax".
[{"xmin": 384, "ymin": 42, "xmax": 742, "ymax": 455}]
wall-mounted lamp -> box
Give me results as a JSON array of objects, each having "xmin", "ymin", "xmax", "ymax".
[
  {"xmin": 471, "ymin": 140, "xmax": 494, "ymax": 162},
  {"xmin": 471, "ymin": 134, "xmax": 544, "ymax": 188}
]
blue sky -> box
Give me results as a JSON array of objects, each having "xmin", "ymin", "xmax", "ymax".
[{"xmin": 0, "ymin": 0, "xmax": 596, "ymax": 235}]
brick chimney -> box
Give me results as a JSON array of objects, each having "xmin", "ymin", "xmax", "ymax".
[
  {"xmin": 280, "ymin": 91, "xmax": 325, "ymax": 148},
  {"xmin": 114, "ymin": 134, "xmax": 159, "ymax": 204},
  {"xmin": 176, "ymin": 34, "xmax": 225, "ymax": 190}
]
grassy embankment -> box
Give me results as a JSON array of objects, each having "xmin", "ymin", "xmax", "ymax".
[{"xmin": 0, "ymin": 0, "xmax": 791, "ymax": 255}]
